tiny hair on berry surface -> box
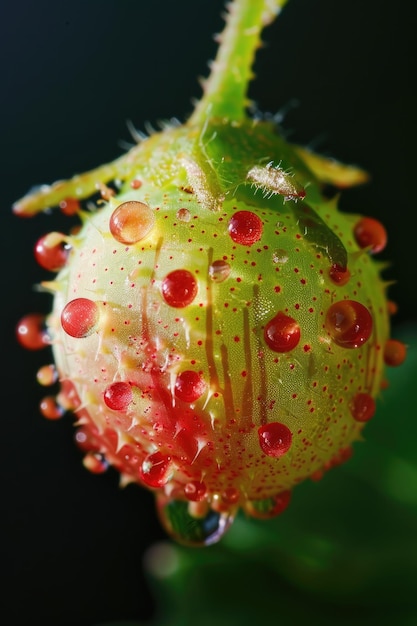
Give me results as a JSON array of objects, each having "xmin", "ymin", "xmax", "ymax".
[{"xmin": 2, "ymin": 1, "xmax": 416, "ymax": 625}]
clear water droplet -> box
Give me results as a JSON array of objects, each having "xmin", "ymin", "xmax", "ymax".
[{"xmin": 156, "ymin": 495, "xmax": 235, "ymax": 547}]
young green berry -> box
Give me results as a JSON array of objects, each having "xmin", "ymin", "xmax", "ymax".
[{"xmin": 14, "ymin": 0, "xmax": 406, "ymax": 547}]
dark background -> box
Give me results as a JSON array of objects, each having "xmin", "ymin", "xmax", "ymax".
[{"xmin": 1, "ymin": 1, "xmax": 415, "ymax": 625}]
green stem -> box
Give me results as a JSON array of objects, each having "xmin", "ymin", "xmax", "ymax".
[{"xmin": 188, "ymin": 0, "xmax": 288, "ymax": 125}]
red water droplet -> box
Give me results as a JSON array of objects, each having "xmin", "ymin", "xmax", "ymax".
[
  {"xmin": 384, "ymin": 339, "xmax": 407, "ymax": 366},
  {"xmin": 258, "ymin": 422, "xmax": 292, "ymax": 457},
  {"xmin": 130, "ymin": 178, "xmax": 142, "ymax": 189},
  {"xmin": 329, "ymin": 263, "xmax": 350, "ymax": 286},
  {"xmin": 174, "ymin": 370, "xmax": 206, "ymax": 403},
  {"xmin": 221, "ymin": 487, "xmax": 240, "ymax": 505},
  {"xmin": 161, "ymin": 269, "xmax": 198, "ymax": 308},
  {"xmin": 325, "ymin": 300, "xmax": 372, "ymax": 348},
  {"xmin": 61, "ymin": 298, "xmax": 99, "ymax": 338},
  {"xmin": 387, "ymin": 300, "xmax": 398, "ymax": 316},
  {"xmin": 139, "ymin": 451, "xmax": 172, "ymax": 488},
  {"xmin": 74, "ymin": 427, "xmax": 100, "ymax": 452},
  {"xmin": 104, "ymin": 382, "xmax": 133, "ymax": 411},
  {"xmin": 34, "ymin": 232, "xmax": 70, "ymax": 271},
  {"xmin": 109, "ymin": 200, "xmax": 155, "ymax": 244},
  {"xmin": 16, "ymin": 313, "xmax": 50, "ymax": 350},
  {"xmin": 228, "ymin": 210, "xmax": 263, "ymax": 245},
  {"xmin": 209, "ymin": 259, "xmax": 231, "ymax": 282},
  {"xmin": 354, "ymin": 216, "xmax": 387, "ymax": 253},
  {"xmin": 59, "ymin": 197, "xmax": 80, "ymax": 216},
  {"xmin": 39, "ymin": 395, "xmax": 64, "ymax": 420},
  {"xmin": 184, "ymin": 480, "xmax": 207, "ymax": 502},
  {"xmin": 264, "ymin": 312, "xmax": 300, "ymax": 352},
  {"xmin": 36, "ymin": 363, "xmax": 58, "ymax": 386},
  {"xmin": 350, "ymin": 392, "xmax": 376, "ymax": 422},
  {"xmin": 83, "ymin": 452, "xmax": 108, "ymax": 474}
]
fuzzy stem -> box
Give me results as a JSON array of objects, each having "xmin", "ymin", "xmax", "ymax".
[{"xmin": 188, "ymin": 0, "xmax": 288, "ymax": 125}]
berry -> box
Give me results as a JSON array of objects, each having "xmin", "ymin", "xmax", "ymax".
[{"xmin": 13, "ymin": 0, "xmax": 406, "ymax": 546}]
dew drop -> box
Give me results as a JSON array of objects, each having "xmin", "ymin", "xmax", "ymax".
[
  {"xmin": 174, "ymin": 370, "xmax": 206, "ymax": 402},
  {"xmin": 228, "ymin": 210, "xmax": 263, "ymax": 245},
  {"xmin": 350, "ymin": 392, "xmax": 376, "ymax": 422},
  {"xmin": 109, "ymin": 200, "xmax": 155, "ymax": 245},
  {"xmin": 34, "ymin": 232, "xmax": 70, "ymax": 271},
  {"xmin": 156, "ymin": 496, "xmax": 235, "ymax": 547},
  {"xmin": 16, "ymin": 313, "xmax": 50, "ymax": 350},
  {"xmin": 140, "ymin": 451, "xmax": 173, "ymax": 488},
  {"xmin": 325, "ymin": 300, "xmax": 372, "ymax": 348},
  {"xmin": 258, "ymin": 422, "xmax": 292, "ymax": 458},
  {"xmin": 161, "ymin": 269, "xmax": 198, "ymax": 308},
  {"xmin": 59, "ymin": 197, "xmax": 80, "ymax": 216},
  {"xmin": 184, "ymin": 480, "xmax": 207, "ymax": 502},
  {"xmin": 354, "ymin": 216, "xmax": 387, "ymax": 254},
  {"xmin": 39, "ymin": 395, "xmax": 65, "ymax": 420},
  {"xmin": 104, "ymin": 382, "xmax": 133, "ymax": 411},
  {"xmin": 244, "ymin": 490, "xmax": 292, "ymax": 519},
  {"xmin": 272, "ymin": 249, "xmax": 289, "ymax": 264},
  {"xmin": 83, "ymin": 452, "xmax": 109, "ymax": 474},
  {"xmin": 61, "ymin": 298, "xmax": 100, "ymax": 338},
  {"xmin": 74, "ymin": 427, "xmax": 100, "ymax": 452},
  {"xmin": 209, "ymin": 259, "xmax": 231, "ymax": 282},
  {"xmin": 329, "ymin": 263, "xmax": 351, "ymax": 286},
  {"xmin": 176, "ymin": 208, "xmax": 191, "ymax": 222},
  {"xmin": 264, "ymin": 312, "xmax": 300, "ymax": 352},
  {"xmin": 221, "ymin": 487, "xmax": 240, "ymax": 505},
  {"xmin": 36, "ymin": 364, "xmax": 58, "ymax": 386},
  {"xmin": 384, "ymin": 339, "xmax": 407, "ymax": 366}
]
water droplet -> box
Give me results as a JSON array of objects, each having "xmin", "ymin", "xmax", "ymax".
[
  {"xmin": 174, "ymin": 370, "xmax": 206, "ymax": 402},
  {"xmin": 176, "ymin": 208, "xmax": 191, "ymax": 222},
  {"xmin": 74, "ymin": 427, "xmax": 99, "ymax": 452},
  {"xmin": 209, "ymin": 259, "xmax": 231, "ymax": 282},
  {"xmin": 272, "ymin": 249, "xmax": 289, "ymax": 264},
  {"xmin": 354, "ymin": 216, "xmax": 387, "ymax": 254},
  {"xmin": 221, "ymin": 487, "xmax": 240, "ymax": 505},
  {"xmin": 228, "ymin": 210, "xmax": 263, "ymax": 246},
  {"xmin": 184, "ymin": 480, "xmax": 207, "ymax": 502},
  {"xmin": 39, "ymin": 395, "xmax": 64, "ymax": 420},
  {"xmin": 34, "ymin": 232, "xmax": 70, "ymax": 271},
  {"xmin": 140, "ymin": 451, "xmax": 173, "ymax": 488},
  {"xmin": 36, "ymin": 363, "xmax": 58, "ymax": 386},
  {"xmin": 384, "ymin": 339, "xmax": 407, "ymax": 366},
  {"xmin": 104, "ymin": 382, "xmax": 133, "ymax": 411},
  {"xmin": 61, "ymin": 298, "xmax": 100, "ymax": 338},
  {"xmin": 161, "ymin": 269, "xmax": 198, "ymax": 308},
  {"xmin": 59, "ymin": 197, "xmax": 80, "ymax": 216},
  {"xmin": 349, "ymin": 392, "xmax": 376, "ymax": 422},
  {"xmin": 244, "ymin": 490, "xmax": 292, "ymax": 519},
  {"xmin": 264, "ymin": 312, "xmax": 300, "ymax": 352},
  {"xmin": 329, "ymin": 263, "xmax": 351, "ymax": 286},
  {"xmin": 16, "ymin": 313, "xmax": 50, "ymax": 350},
  {"xmin": 156, "ymin": 496, "xmax": 235, "ymax": 547},
  {"xmin": 258, "ymin": 422, "xmax": 292, "ymax": 457},
  {"xmin": 109, "ymin": 200, "xmax": 155, "ymax": 244},
  {"xmin": 325, "ymin": 300, "xmax": 372, "ymax": 348},
  {"xmin": 83, "ymin": 451, "xmax": 109, "ymax": 474}
]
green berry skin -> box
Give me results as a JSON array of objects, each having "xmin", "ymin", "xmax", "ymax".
[{"xmin": 46, "ymin": 116, "xmax": 389, "ymax": 505}]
